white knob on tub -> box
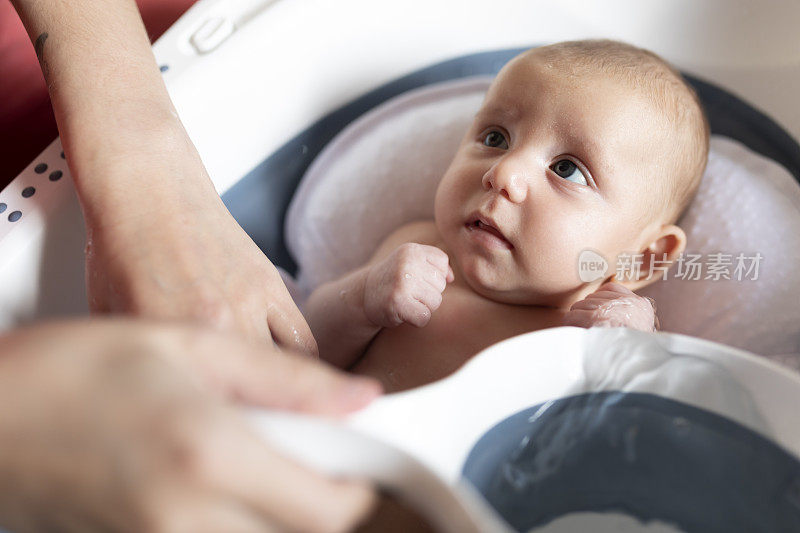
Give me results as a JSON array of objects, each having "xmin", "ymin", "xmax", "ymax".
[{"xmin": 190, "ymin": 16, "xmax": 236, "ymax": 54}]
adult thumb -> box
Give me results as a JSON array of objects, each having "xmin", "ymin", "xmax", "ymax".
[{"xmin": 179, "ymin": 333, "xmax": 383, "ymax": 416}]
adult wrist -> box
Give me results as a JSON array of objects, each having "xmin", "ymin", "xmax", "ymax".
[{"xmin": 71, "ymin": 121, "xmax": 222, "ymax": 230}]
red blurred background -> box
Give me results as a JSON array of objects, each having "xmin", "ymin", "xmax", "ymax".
[{"xmin": 0, "ymin": 0, "xmax": 199, "ymax": 189}]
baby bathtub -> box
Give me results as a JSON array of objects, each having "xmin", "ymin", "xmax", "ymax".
[
  {"xmin": 1, "ymin": 0, "xmax": 800, "ymax": 323},
  {"xmin": 1, "ymin": 0, "xmax": 800, "ymax": 531}
]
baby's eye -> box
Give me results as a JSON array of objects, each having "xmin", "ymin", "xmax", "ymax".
[
  {"xmin": 483, "ymin": 130, "xmax": 509, "ymax": 149},
  {"xmin": 550, "ymin": 159, "xmax": 588, "ymax": 186}
]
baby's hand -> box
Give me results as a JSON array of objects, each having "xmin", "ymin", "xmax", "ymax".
[
  {"xmin": 563, "ymin": 281, "xmax": 658, "ymax": 332},
  {"xmin": 364, "ymin": 243, "xmax": 455, "ymax": 328}
]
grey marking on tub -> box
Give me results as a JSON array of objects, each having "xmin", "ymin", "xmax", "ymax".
[
  {"xmin": 8, "ymin": 211, "xmax": 22, "ymax": 223},
  {"xmin": 49, "ymin": 170, "xmax": 63, "ymax": 182},
  {"xmin": 22, "ymin": 187, "xmax": 35, "ymax": 198},
  {"xmin": 34, "ymin": 163, "xmax": 48, "ymax": 174}
]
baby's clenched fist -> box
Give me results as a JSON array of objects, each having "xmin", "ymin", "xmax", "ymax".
[
  {"xmin": 563, "ymin": 281, "xmax": 658, "ymax": 332},
  {"xmin": 364, "ymin": 243, "xmax": 454, "ymax": 328}
]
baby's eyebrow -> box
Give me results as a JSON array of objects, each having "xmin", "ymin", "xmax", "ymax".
[
  {"xmin": 561, "ymin": 131, "xmax": 609, "ymax": 185},
  {"xmin": 476, "ymin": 104, "xmax": 521, "ymax": 122}
]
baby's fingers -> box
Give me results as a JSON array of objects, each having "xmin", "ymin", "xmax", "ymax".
[
  {"xmin": 583, "ymin": 291, "xmax": 624, "ymax": 301},
  {"xmin": 563, "ymin": 309, "xmax": 598, "ymax": 328},
  {"xmin": 398, "ymin": 285, "xmax": 442, "ymax": 328},
  {"xmin": 446, "ymin": 264, "xmax": 455, "ymax": 283},
  {"xmin": 416, "ymin": 282, "xmax": 444, "ymax": 312},
  {"xmin": 422, "ymin": 246, "xmax": 453, "ymax": 282},
  {"xmin": 596, "ymin": 281, "xmax": 634, "ymax": 295},
  {"xmin": 421, "ymin": 266, "xmax": 449, "ymax": 293},
  {"xmin": 569, "ymin": 297, "xmax": 609, "ymax": 312},
  {"xmin": 399, "ymin": 298, "xmax": 434, "ymax": 328}
]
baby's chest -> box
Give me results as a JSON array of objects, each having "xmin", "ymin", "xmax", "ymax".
[{"xmin": 352, "ymin": 286, "xmax": 562, "ymax": 392}]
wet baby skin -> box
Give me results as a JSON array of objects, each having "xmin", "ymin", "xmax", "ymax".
[{"xmin": 305, "ymin": 44, "xmax": 705, "ymax": 392}]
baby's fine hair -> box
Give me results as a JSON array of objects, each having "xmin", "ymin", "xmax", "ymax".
[{"xmin": 532, "ymin": 39, "xmax": 710, "ymax": 224}]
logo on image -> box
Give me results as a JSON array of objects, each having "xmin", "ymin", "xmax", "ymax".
[{"xmin": 578, "ymin": 249, "xmax": 609, "ymax": 282}]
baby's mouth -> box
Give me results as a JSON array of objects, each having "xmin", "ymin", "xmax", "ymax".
[{"xmin": 465, "ymin": 217, "xmax": 514, "ymax": 249}]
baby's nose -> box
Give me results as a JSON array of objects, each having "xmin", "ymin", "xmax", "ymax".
[{"xmin": 482, "ymin": 161, "xmax": 529, "ymax": 203}]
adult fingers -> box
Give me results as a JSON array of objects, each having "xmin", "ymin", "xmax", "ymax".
[
  {"xmin": 167, "ymin": 333, "xmax": 381, "ymax": 416},
  {"xmin": 212, "ymin": 423, "xmax": 376, "ymax": 533},
  {"xmin": 237, "ymin": 350, "xmax": 381, "ymax": 415},
  {"xmin": 142, "ymin": 492, "xmax": 273, "ymax": 533},
  {"xmin": 264, "ymin": 285, "xmax": 319, "ymax": 358}
]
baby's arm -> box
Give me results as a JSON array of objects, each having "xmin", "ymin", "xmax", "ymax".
[
  {"xmin": 305, "ymin": 222, "xmax": 454, "ymax": 369},
  {"xmin": 563, "ymin": 281, "xmax": 659, "ymax": 332}
]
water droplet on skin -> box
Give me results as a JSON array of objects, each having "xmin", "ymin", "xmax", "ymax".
[{"xmin": 404, "ymin": 273, "xmax": 412, "ymax": 279}]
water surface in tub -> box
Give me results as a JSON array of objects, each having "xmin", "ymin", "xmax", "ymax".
[
  {"xmin": 539, "ymin": 513, "xmax": 681, "ymax": 532},
  {"xmin": 463, "ymin": 391, "xmax": 800, "ymax": 532},
  {"xmin": 460, "ymin": 330, "xmax": 800, "ymax": 532}
]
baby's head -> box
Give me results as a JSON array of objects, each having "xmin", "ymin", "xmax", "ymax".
[{"xmin": 433, "ymin": 39, "xmax": 709, "ymax": 307}]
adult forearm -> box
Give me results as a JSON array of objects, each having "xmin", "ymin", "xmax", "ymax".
[
  {"xmin": 10, "ymin": 0, "xmax": 210, "ymax": 220},
  {"xmin": 10, "ymin": 1, "xmax": 323, "ymax": 350},
  {"xmin": 305, "ymin": 268, "xmax": 383, "ymax": 369}
]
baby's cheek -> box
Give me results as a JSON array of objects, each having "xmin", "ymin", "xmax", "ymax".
[
  {"xmin": 528, "ymin": 234, "xmax": 590, "ymax": 285},
  {"xmin": 517, "ymin": 252, "xmax": 585, "ymax": 303}
]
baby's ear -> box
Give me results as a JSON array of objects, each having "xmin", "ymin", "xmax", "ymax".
[{"xmin": 613, "ymin": 224, "xmax": 687, "ymax": 292}]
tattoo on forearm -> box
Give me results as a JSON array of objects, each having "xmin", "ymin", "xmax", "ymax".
[{"xmin": 34, "ymin": 32, "xmax": 50, "ymax": 82}]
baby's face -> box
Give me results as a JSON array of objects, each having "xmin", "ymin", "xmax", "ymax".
[{"xmin": 434, "ymin": 52, "xmax": 676, "ymax": 307}]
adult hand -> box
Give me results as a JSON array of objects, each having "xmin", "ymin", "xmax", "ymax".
[
  {"xmin": 10, "ymin": 0, "xmax": 317, "ymax": 354},
  {"xmin": 0, "ymin": 319, "xmax": 381, "ymax": 532},
  {"xmin": 82, "ymin": 159, "xmax": 318, "ymax": 356}
]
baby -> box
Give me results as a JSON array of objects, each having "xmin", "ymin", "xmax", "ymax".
[{"xmin": 305, "ymin": 40, "xmax": 709, "ymax": 392}]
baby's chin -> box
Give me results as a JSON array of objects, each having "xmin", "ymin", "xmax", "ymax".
[{"xmin": 457, "ymin": 259, "xmax": 580, "ymax": 308}]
